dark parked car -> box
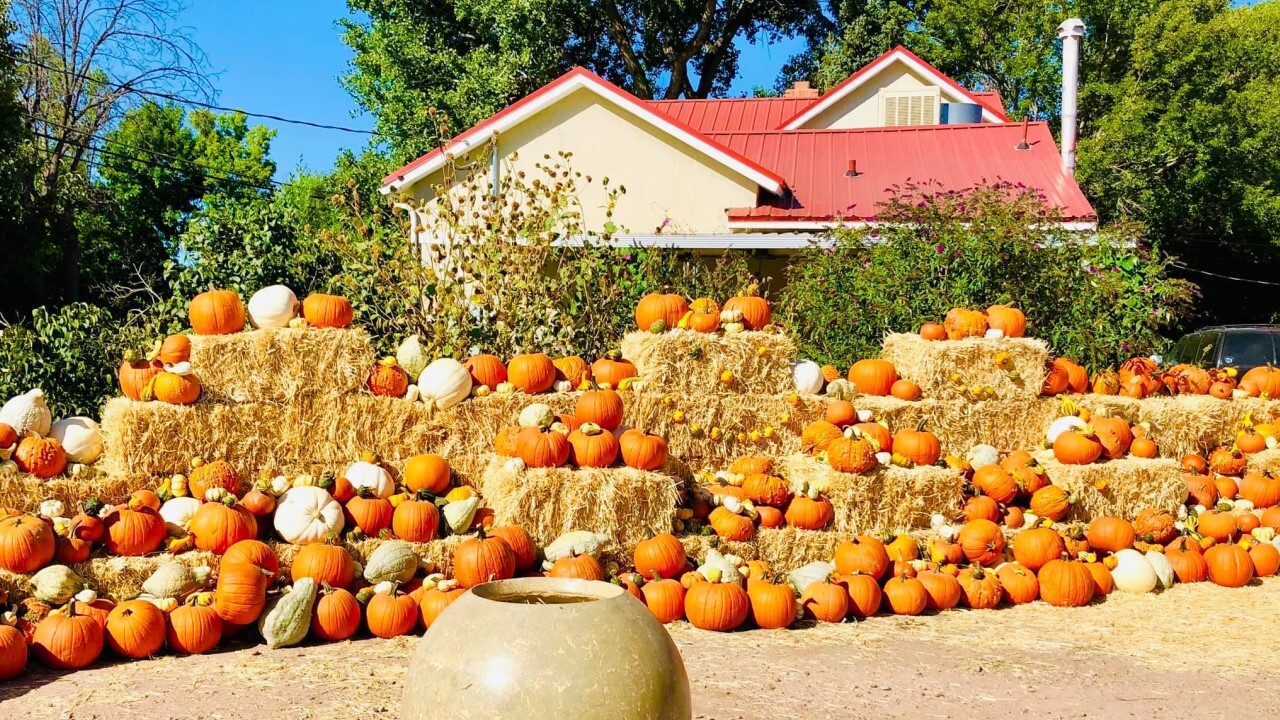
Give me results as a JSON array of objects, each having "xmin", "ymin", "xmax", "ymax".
[{"xmin": 1166, "ymin": 325, "xmax": 1280, "ymax": 372}]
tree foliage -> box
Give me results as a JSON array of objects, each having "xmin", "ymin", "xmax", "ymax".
[
  {"xmin": 341, "ymin": 0, "xmax": 819, "ymax": 160},
  {"xmin": 779, "ymin": 183, "xmax": 1198, "ymax": 371}
]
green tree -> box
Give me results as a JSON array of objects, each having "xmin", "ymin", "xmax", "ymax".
[
  {"xmin": 1075, "ymin": 0, "xmax": 1280, "ymax": 323},
  {"xmin": 74, "ymin": 103, "xmax": 277, "ymax": 309},
  {"xmin": 341, "ymin": 0, "xmax": 818, "ymax": 160},
  {"xmin": 779, "ymin": 182, "xmax": 1197, "ymax": 370},
  {"xmin": 780, "ymin": 0, "xmax": 920, "ymax": 93}
]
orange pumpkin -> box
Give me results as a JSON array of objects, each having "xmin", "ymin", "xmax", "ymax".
[
  {"xmin": 957, "ymin": 519, "xmax": 1005, "ymax": 566},
  {"xmin": 576, "ymin": 388, "xmax": 624, "ymax": 430},
  {"xmin": 784, "ymin": 495, "xmax": 833, "ymax": 530},
  {"xmin": 619, "ymin": 428, "xmax": 668, "ymax": 471},
  {"xmin": 166, "ymin": 603, "xmax": 222, "ymax": 655},
  {"xmin": 104, "ymin": 600, "xmax": 166, "ymax": 659},
  {"xmin": 32, "ymin": 604, "xmax": 104, "ymax": 669},
  {"xmin": 463, "ymin": 354, "xmax": 508, "ymax": 390},
  {"xmin": 943, "ymin": 308, "xmax": 988, "ymax": 340},
  {"xmin": 552, "ymin": 356, "xmax": 591, "ymax": 386},
  {"xmin": 118, "ymin": 354, "xmax": 163, "ymax": 400},
  {"xmin": 403, "ymin": 454, "xmax": 451, "ymax": 495},
  {"xmin": 801, "ymin": 421, "xmax": 843, "ymax": 454},
  {"xmin": 684, "ymin": 581, "xmax": 749, "ymax": 631},
  {"xmin": 301, "ymin": 293, "xmax": 353, "ymax": 328},
  {"xmin": 188, "ymin": 290, "xmax": 245, "ymax": 335},
  {"xmin": 919, "ymin": 322, "xmax": 947, "ymax": 341},
  {"xmin": 311, "ymin": 586, "xmax": 361, "ymax": 641},
  {"xmin": 567, "ymin": 424, "xmax": 619, "ymax": 468},
  {"xmin": 1085, "ymin": 516, "xmax": 1135, "ymax": 553},
  {"xmin": 722, "ymin": 286, "xmax": 771, "ymax": 330},
  {"xmin": 452, "ymin": 528, "xmax": 516, "ymax": 588},
  {"xmin": 848, "ymin": 359, "xmax": 897, "ymax": 396},
  {"xmin": 1204, "ymin": 544, "xmax": 1254, "ymax": 588},
  {"xmin": 882, "ymin": 575, "xmax": 928, "ymax": 615},
  {"xmin": 14, "ymin": 436, "xmax": 66, "ymax": 479},
  {"xmin": 893, "ymin": 427, "xmax": 941, "ymax": 467},
  {"xmin": 0, "ymin": 514, "xmax": 56, "ymax": 573},
  {"xmin": 890, "ymin": 379, "xmax": 922, "ymax": 401},
  {"xmin": 985, "ymin": 304, "xmax": 1026, "ymax": 338},
  {"xmin": 290, "ymin": 541, "xmax": 354, "ymax": 588},
  {"xmin": 1053, "ymin": 430, "xmax": 1103, "ymax": 465},
  {"xmin": 686, "ymin": 297, "xmax": 721, "ymax": 332},
  {"xmin": 824, "ymin": 400, "xmax": 857, "ymax": 428},
  {"xmin": 188, "ymin": 503, "xmax": 258, "ymax": 555},
  {"xmin": 507, "ymin": 353, "xmax": 556, "ymax": 394},
  {"xmin": 590, "ymin": 354, "xmax": 638, "ymax": 388},
  {"xmin": 635, "ymin": 293, "xmax": 689, "ymax": 332},
  {"xmin": 158, "ymin": 334, "xmax": 191, "ymax": 364},
  {"xmin": 1037, "ymin": 559, "xmax": 1094, "ymax": 607},
  {"xmin": 515, "ymin": 426, "xmax": 570, "ymax": 468}
]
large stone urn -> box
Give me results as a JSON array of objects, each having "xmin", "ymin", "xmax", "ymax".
[{"xmin": 402, "ymin": 577, "xmax": 691, "ymax": 719}]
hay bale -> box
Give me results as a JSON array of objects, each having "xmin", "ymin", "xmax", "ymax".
[
  {"xmin": 0, "ymin": 550, "xmax": 218, "ymax": 603},
  {"xmin": 0, "ymin": 468, "xmax": 155, "ymax": 513},
  {"xmin": 926, "ymin": 396, "xmax": 1059, "ymax": 455},
  {"xmin": 478, "ymin": 455, "xmax": 682, "ymax": 552},
  {"xmin": 753, "ymin": 528, "xmax": 844, "ymax": 571},
  {"xmin": 1036, "ymin": 454, "xmax": 1186, "ymax": 519},
  {"xmin": 881, "ymin": 333, "xmax": 1048, "ymax": 400},
  {"xmin": 99, "ymin": 393, "xmax": 582, "ymax": 477},
  {"xmin": 620, "ymin": 330, "xmax": 794, "ymax": 395},
  {"xmin": 190, "ymin": 327, "xmax": 375, "ymax": 403},
  {"xmin": 1248, "ymin": 449, "xmax": 1280, "ymax": 476},
  {"xmin": 778, "ymin": 455, "xmax": 965, "ymax": 533},
  {"xmin": 1079, "ymin": 395, "xmax": 1280, "ymax": 457}
]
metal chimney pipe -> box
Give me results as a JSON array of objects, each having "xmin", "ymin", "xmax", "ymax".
[{"xmin": 1058, "ymin": 18, "xmax": 1086, "ymax": 175}]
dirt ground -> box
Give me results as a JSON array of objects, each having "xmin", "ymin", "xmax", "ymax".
[{"xmin": 3, "ymin": 578, "xmax": 1275, "ymax": 719}]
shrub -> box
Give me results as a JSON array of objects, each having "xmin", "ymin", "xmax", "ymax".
[
  {"xmin": 778, "ymin": 182, "xmax": 1198, "ymax": 371},
  {"xmin": 0, "ymin": 303, "xmax": 154, "ymax": 418}
]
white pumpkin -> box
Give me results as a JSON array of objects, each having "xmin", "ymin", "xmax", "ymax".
[
  {"xmin": 442, "ymin": 496, "xmax": 479, "ymax": 534},
  {"xmin": 966, "ymin": 444, "xmax": 1000, "ymax": 470},
  {"xmin": 396, "ymin": 335, "xmax": 429, "ymax": 378},
  {"xmin": 247, "ymin": 285, "xmax": 298, "ymax": 329},
  {"xmin": 0, "ymin": 389, "xmax": 51, "ymax": 437},
  {"xmin": 158, "ymin": 497, "xmax": 202, "ymax": 537},
  {"xmin": 259, "ymin": 577, "xmax": 316, "ymax": 649},
  {"xmin": 273, "ymin": 486, "xmax": 344, "ymax": 544},
  {"xmin": 417, "ymin": 358, "xmax": 472, "ymax": 410},
  {"xmin": 518, "ymin": 403, "xmax": 554, "ymax": 428},
  {"xmin": 696, "ymin": 549, "xmax": 741, "ymax": 584},
  {"xmin": 49, "ymin": 417, "xmax": 102, "ymax": 464},
  {"xmin": 1045, "ymin": 415, "xmax": 1088, "ymax": 445},
  {"xmin": 1111, "ymin": 548, "xmax": 1158, "ymax": 593},
  {"xmin": 793, "ymin": 360, "xmax": 824, "ymax": 395},
  {"xmin": 344, "ymin": 461, "xmax": 394, "ymax": 498},
  {"xmin": 542, "ymin": 531, "xmax": 609, "ymax": 563},
  {"xmin": 788, "ymin": 561, "xmax": 836, "ymax": 594},
  {"xmin": 1145, "ymin": 549, "xmax": 1175, "ymax": 589}
]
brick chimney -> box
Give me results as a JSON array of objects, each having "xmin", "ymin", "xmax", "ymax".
[{"xmin": 783, "ymin": 81, "xmax": 820, "ymax": 99}]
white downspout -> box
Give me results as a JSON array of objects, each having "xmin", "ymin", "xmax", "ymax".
[{"xmin": 1057, "ymin": 18, "xmax": 1086, "ymax": 175}]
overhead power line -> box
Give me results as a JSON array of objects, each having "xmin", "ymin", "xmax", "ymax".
[
  {"xmin": 1169, "ymin": 262, "xmax": 1280, "ymax": 287},
  {"xmin": 2, "ymin": 48, "xmax": 384, "ymax": 138},
  {"xmin": 30, "ymin": 129, "xmax": 337, "ymax": 203}
]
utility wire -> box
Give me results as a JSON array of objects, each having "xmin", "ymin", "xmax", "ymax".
[
  {"xmin": 1168, "ymin": 262, "xmax": 1280, "ymax": 287},
  {"xmin": 2, "ymin": 48, "xmax": 384, "ymax": 138},
  {"xmin": 30, "ymin": 129, "xmax": 337, "ymax": 203}
]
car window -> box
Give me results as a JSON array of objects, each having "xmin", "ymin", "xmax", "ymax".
[
  {"xmin": 1172, "ymin": 333, "xmax": 1213, "ymax": 366},
  {"xmin": 1220, "ymin": 332, "xmax": 1274, "ymax": 368}
]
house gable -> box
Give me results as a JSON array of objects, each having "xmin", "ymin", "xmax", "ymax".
[
  {"xmin": 400, "ymin": 86, "xmax": 765, "ymax": 234},
  {"xmin": 381, "ymin": 67, "xmax": 785, "ymax": 198},
  {"xmin": 780, "ymin": 47, "xmax": 1009, "ymax": 130}
]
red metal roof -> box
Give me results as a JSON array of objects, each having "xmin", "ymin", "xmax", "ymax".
[
  {"xmin": 970, "ymin": 91, "xmax": 1006, "ymax": 117},
  {"xmin": 713, "ymin": 122, "xmax": 1096, "ymax": 223},
  {"xmin": 646, "ymin": 98, "xmax": 815, "ymax": 133}
]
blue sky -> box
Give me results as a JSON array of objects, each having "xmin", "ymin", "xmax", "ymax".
[{"xmin": 177, "ymin": 1, "xmax": 805, "ymax": 179}]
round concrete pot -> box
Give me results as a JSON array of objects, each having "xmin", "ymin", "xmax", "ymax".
[{"xmin": 401, "ymin": 576, "xmax": 690, "ymax": 719}]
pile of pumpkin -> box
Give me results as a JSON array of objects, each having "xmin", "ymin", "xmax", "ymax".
[
  {"xmin": 1040, "ymin": 350, "xmax": 1280, "ymax": 401},
  {"xmin": 800, "ymin": 407, "xmax": 943, "ymax": 475},
  {"xmin": 489, "ymin": 395, "xmax": 670, "ymax": 472},
  {"xmin": 0, "ymin": 389, "xmax": 104, "ymax": 480},
  {"xmin": 1044, "ymin": 401, "xmax": 1162, "ymax": 462},
  {"xmin": 681, "ymin": 456, "xmax": 836, "ymax": 539},
  {"xmin": 118, "ymin": 288, "xmax": 357, "ymax": 406},
  {"xmin": 792, "ymin": 358, "xmax": 921, "ymax": 402},
  {"xmin": 634, "ymin": 286, "xmax": 772, "ymax": 334}
]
